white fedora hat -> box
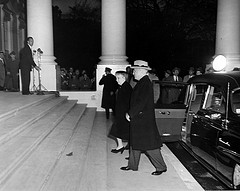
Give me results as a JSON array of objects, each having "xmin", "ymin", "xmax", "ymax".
[{"xmin": 131, "ymin": 60, "xmax": 152, "ymax": 70}]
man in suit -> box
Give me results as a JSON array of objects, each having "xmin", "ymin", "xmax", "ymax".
[
  {"xmin": 19, "ymin": 37, "xmax": 40, "ymax": 95},
  {"xmin": 166, "ymin": 67, "xmax": 183, "ymax": 103},
  {"xmin": 121, "ymin": 60, "xmax": 167, "ymax": 175}
]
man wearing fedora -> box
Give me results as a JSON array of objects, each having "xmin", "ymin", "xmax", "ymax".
[{"xmin": 121, "ymin": 60, "xmax": 167, "ymax": 175}]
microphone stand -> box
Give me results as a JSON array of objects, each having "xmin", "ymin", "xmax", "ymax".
[
  {"xmin": 36, "ymin": 50, "xmax": 47, "ymax": 95},
  {"xmin": 31, "ymin": 67, "xmax": 37, "ymax": 92},
  {"xmin": 31, "ymin": 50, "xmax": 37, "ymax": 92}
]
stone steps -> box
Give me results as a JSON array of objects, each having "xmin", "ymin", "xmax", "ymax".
[
  {"xmin": 0, "ymin": 92, "xmax": 113, "ymax": 191},
  {"xmin": 0, "ymin": 105, "xmax": 92, "ymax": 191},
  {"xmin": 0, "ymin": 95, "xmax": 69, "ymax": 145},
  {"xmin": 0, "ymin": 93, "xmax": 95, "ymax": 190}
]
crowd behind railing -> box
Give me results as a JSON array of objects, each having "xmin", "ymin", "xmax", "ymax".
[{"xmin": 60, "ymin": 67, "xmax": 96, "ymax": 91}]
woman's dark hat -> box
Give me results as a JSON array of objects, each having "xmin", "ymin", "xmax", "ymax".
[{"xmin": 131, "ymin": 60, "xmax": 151, "ymax": 70}]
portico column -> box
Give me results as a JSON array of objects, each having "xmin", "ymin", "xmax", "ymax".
[
  {"xmin": 27, "ymin": 0, "xmax": 57, "ymax": 91},
  {"xmin": 96, "ymin": 0, "xmax": 129, "ymax": 111},
  {"xmin": 215, "ymin": 0, "xmax": 240, "ymax": 71}
]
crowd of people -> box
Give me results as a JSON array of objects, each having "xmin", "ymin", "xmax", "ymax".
[
  {"xmin": 159, "ymin": 66, "xmax": 209, "ymax": 104},
  {"xmin": 60, "ymin": 67, "xmax": 96, "ymax": 91},
  {"xmin": 0, "ymin": 50, "xmax": 20, "ymax": 92}
]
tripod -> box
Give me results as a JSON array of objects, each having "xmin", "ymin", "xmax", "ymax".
[{"xmin": 36, "ymin": 51, "xmax": 47, "ymax": 95}]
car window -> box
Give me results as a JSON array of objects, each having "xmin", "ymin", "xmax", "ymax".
[
  {"xmin": 232, "ymin": 89, "xmax": 240, "ymax": 114},
  {"xmin": 203, "ymin": 86, "xmax": 225, "ymax": 114},
  {"xmin": 154, "ymin": 80, "xmax": 187, "ymax": 108},
  {"xmin": 188, "ymin": 84, "xmax": 208, "ymax": 113}
]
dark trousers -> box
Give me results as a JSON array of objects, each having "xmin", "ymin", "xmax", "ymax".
[
  {"xmin": 128, "ymin": 146, "xmax": 167, "ymax": 171},
  {"xmin": 21, "ymin": 69, "xmax": 31, "ymax": 94}
]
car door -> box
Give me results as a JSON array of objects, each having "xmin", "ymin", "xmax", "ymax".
[
  {"xmin": 154, "ymin": 80, "xmax": 187, "ymax": 142},
  {"xmin": 190, "ymin": 85, "xmax": 225, "ymax": 169}
]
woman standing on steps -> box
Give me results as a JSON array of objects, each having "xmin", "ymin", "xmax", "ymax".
[{"xmin": 109, "ymin": 71, "xmax": 132, "ymax": 153}]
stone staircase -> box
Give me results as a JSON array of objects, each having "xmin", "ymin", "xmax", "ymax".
[{"xmin": 0, "ymin": 93, "xmax": 109, "ymax": 191}]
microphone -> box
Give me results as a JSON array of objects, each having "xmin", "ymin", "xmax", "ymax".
[{"xmin": 37, "ymin": 48, "xmax": 43, "ymax": 54}]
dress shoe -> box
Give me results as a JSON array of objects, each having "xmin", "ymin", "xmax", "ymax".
[
  {"xmin": 120, "ymin": 166, "xmax": 137, "ymax": 171},
  {"xmin": 66, "ymin": 152, "xmax": 73, "ymax": 156},
  {"xmin": 111, "ymin": 147, "xmax": 125, "ymax": 154},
  {"xmin": 151, "ymin": 169, "xmax": 167, "ymax": 176}
]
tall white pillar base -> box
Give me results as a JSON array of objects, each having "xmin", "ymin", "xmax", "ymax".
[{"xmin": 99, "ymin": 55, "xmax": 128, "ymax": 65}]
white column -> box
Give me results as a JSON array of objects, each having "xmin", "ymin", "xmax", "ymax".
[
  {"xmin": 99, "ymin": 0, "xmax": 128, "ymax": 65},
  {"xmin": 215, "ymin": 0, "xmax": 240, "ymax": 71},
  {"xmin": 27, "ymin": 0, "xmax": 57, "ymax": 91},
  {"xmin": 97, "ymin": 0, "xmax": 129, "ymax": 111}
]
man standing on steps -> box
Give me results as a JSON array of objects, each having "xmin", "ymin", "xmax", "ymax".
[
  {"xmin": 19, "ymin": 37, "xmax": 40, "ymax": 95},
  {"xmin": 120, "ymin": 60, "xmax": 167, "ymax": 175}
]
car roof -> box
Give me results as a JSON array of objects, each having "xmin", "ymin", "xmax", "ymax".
[{"xmin": 188, "ymin": 71, "xmax": 240, "ymax": 90}]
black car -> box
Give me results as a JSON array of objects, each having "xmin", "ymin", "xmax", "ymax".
[
  {"xmin": 185, "ymin": 71, "xmax": 240, "ymax": 190},
  {"xmin": 154, "ymin": 71, "xmax": 240, "ymax": 189}
]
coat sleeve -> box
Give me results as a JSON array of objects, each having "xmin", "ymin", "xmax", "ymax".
[{"xmin": 99, "ymin": 76, "xmax": 105, "ymax": 85}]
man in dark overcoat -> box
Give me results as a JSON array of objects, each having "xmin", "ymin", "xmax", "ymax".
[
  {"xmin": 19, "ymin": 37, "xmax": 40, "ymax": 95},
  {"xmin": 121, "ymin": 60, "xmax": 167, "ymax": 175},
  {"xmin": 99, "ymin": 67, "xmax": 118, "ymax": 119}
]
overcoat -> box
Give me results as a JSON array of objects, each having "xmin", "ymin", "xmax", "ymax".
[
  {"xmin": 129, "ymin": 75, "xmax": 162, "ymax": 150},
  {"xmin": 99, "ymin": 73, "xmax": 118, "ymax": 109},
  {"xmin": 109, "ymin": 81, "xmax": 132, "ymax": 140}
]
